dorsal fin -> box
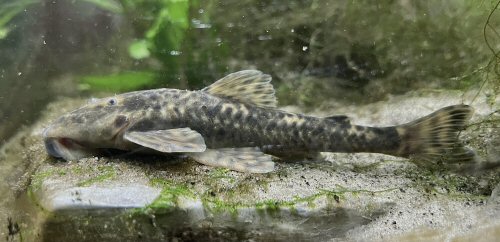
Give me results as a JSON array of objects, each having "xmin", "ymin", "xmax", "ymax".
[{"xmin": 202, "ymin": 70, "xmax": 277, "ymax": 108}]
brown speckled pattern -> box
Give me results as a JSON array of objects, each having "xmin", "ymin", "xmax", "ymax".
[
  {"xmin": 43, "ymin": 86, "xmax": 473, "ymax": 164},
  {"xmin": 114, "ymin": 89, "xmax": 402, "ymax": 156}
]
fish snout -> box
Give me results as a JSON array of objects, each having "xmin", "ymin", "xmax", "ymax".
[
  {"xmin": 43, "ymin": 126, "xmax": 61, "ymax": 158},
  {"xmin": 44, "ymin": 139, "xmax": 62, "ymax": 158}
]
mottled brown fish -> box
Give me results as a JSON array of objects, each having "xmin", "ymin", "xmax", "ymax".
[{"xmin": 43, "ymin": 70, "xmax": 474, "ymax": 173}]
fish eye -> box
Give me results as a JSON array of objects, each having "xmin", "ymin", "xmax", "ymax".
[{"xmin": 108, "ymin": 98, "xmax": 117, "ymax": 106}]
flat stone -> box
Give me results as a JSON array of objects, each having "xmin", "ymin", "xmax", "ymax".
[
  {"xmin": 3, "ymin": 89, "xmax": 499, "ymax": 241},
  {"xmin": 38, "ymin": 183, "xmax": 161, "ymax": 211}
]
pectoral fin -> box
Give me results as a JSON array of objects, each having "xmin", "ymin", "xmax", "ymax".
[
  {"xmin": 187, "ymin": 147, "xmax": 275, "ymax": 173},
  {"xmin": 124, "ymin": 128, "xmax": 206, "ymax": 153}
]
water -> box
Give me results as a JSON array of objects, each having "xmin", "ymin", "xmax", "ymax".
[{"xmin": 1, "ymin": 0, "xmax": 499, "ymax": 241}]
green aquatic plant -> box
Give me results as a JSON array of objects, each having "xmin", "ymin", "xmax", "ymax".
[
  {"xmin": 0, "ymin": 0, "xmax": 37, "ymax": 39},
  {"xmin": 117, "ymin": 0, "xmax": 190, "ymax": 64},
  {"xmin": 0, "ymin": 0, "xmax": 122, "ymax": 40},
  {"xmin": 80, "ymin": 0, "xmax": 123, "ymax": 13},
  {"xmin": 0, "ymin": 0, "xmax": 196, "ymax": 92},
  {"xmin": 120, "ymin": 0, "xmax": 228, "ymax": 89},
  {"xmin": 78, "ymin": 0, "xmax": 193, "ymax": 91},
  {"xmin": 80, "ymin": 0, "xmax": 226, "ymax": 91},
  {"xmin": 80, "ymin": 71, "xmax": 157, "ymax": 92}
]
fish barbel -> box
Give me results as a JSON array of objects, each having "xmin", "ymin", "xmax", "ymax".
[{"xmin": 42, "ymin": 70, "xmax": 474, "ymax": 173}]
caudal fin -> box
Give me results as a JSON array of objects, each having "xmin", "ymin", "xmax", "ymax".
[{"xmin": 396, "ymin": 105, "xmax": 474, "ymax": 163}]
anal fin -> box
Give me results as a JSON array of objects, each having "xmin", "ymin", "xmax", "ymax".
[{"xmin": 187, "ymin": 147, "xmax": 275, "ymax": 173}]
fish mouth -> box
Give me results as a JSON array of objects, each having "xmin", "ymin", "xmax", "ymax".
[
  {"xmin": 44, "ymin": 137, "xmax": 94, "ymax": 161},
  {"xmin": 44, "ymin": 138, "xmax": 62, "ymax": 158}
]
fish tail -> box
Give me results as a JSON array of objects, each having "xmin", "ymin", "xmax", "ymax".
[{"xmin": 396, "ymin": 105, "xmax": 474, "ymax": 163}]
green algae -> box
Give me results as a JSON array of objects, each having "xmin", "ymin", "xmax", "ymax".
[
  {"xmin": 76, "ymin": 166, "xmax": 117, "ymax": 187},
  {"xmin": 402, "ymin": 167, "xmax": 493, "ymax": 201},
  {"xmin": 206, "ymin": 0, "xmax": 496, "ymax": 108},
  {"xmin": 137, "ymin": 167, "xmax": 401, "ymax": 217},
  {"xmin": 31, "ymin": 170, "xmax": 56, "ymax": 190},
  {"xmin": 143, "ymin": 178, "xmax": 195, "ymax": 214},
  {"xmin": 30, "ymin": 162, "xmax": 120, "ymax": 191},
  {"xmin": 204, "ymin": 197, "xmax": 239, "ymax": 215},
  {"xmin": 207, "ymin": 167, "xmax": 235, "ymax": 183},
  {"xmin": 30, "ymin": 167, "xmax": 65, "ymax": 191},
  {"xmin": 199, "ymin": 185, "xmax": 397, "ymax": 217}
]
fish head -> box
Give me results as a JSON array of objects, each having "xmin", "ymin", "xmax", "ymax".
[{"xmin": 42, "ymin": 95, "xmax": 134, "ymax": 160}]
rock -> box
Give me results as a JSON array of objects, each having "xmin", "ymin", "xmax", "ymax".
[
  {"xmin": 1, "ymin": 89, "xmax": 499, "ymax": 241},
  {"xmin": 38, "ymin": 183, "xmax": 161, "ymax": 211},
  {"xmin": 488, "ymin": 182, "xmax": 500, "ymax": 216}
]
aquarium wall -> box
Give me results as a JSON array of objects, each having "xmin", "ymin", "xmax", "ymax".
[
  {"xmin": 0, "ymin": 0, "xmax": 499, "ymax": 241},
  {"xmin": 1, "ymin": 0, "xmax": 498, "ymax": 142}
]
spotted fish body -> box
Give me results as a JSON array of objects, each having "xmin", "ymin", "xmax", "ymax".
[
  {"xmin": 120, "ymin": 89, "xmax": 399, "ymax": 153},
  {"xmin": 43, "ymin": 70, "xmax": 474, "ymax": 173}
]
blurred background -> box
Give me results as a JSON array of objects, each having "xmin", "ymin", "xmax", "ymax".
[
  {"xmin": 0, "ymin": 0, "xmax": 499, "ymax": 142},
  {"xmin": 1, "ymin": 1, "xmax": 500, "ymax": 241}
]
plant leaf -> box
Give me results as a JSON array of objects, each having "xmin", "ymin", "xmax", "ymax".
[
  {"xmin": 80, "ymin": 71, "xmax": 157, "ymax": 92},
  {"xmin": 128, "ymin": 39, "xmax": 151, "ymax": 59},
  {"xmin": 0, "ymin": 27, "xmax": 9, "ymax": 39},
  {"xmin": 80, "ymin": 0, "xmax": 123, "ymax": 13}
]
